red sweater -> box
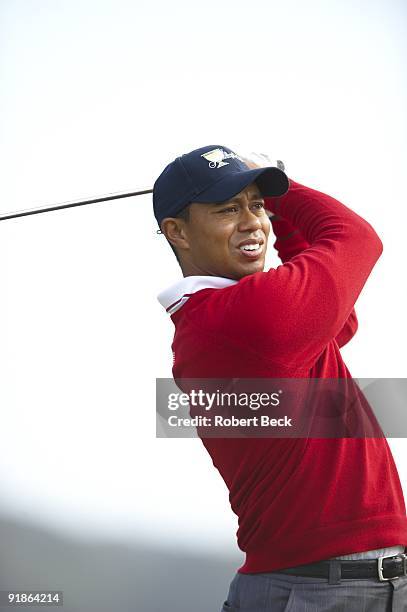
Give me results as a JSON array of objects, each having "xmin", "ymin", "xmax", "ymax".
[{"xmin": 157, "ymin": 179, "xmax": 407, "ymax": 573}]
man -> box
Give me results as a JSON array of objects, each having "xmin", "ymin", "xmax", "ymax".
[{"xmin": 153, "ymin": 144, "xmax": 407, "ymax": 611}]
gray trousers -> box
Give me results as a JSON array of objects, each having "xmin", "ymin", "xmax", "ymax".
[{"xmin": 220, "ymin": 570, "xmax": 407, "ymax": 611}]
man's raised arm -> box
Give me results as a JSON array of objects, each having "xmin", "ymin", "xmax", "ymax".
[
  {"xmin": 215, "ymin": 178, "xmax": 382, "ymax": 370},
  {"xmin": 266, "ymin": 195, "xmax": 359, "ymax": 349}
]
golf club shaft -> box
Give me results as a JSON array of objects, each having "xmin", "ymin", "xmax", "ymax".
[{"xmin": 0, "ymin": 188, "xmax": 153, "ymax": 221}]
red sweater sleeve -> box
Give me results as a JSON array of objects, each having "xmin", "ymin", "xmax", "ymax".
[
  {"xmin": 267, "ymin": 197, "xmax": 359, "ymax": 349},
  {"xmin": 333, "ymin": 307, "xmax": 358, "ymax": 348},
  {"xmin": 217, "ymin": 179, "xmax": 382, "ymax": 370}
]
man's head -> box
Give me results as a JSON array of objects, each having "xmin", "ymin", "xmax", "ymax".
[
  {"xmin": 153, "ymin": 145, "xmax": 289, "ymax": 280},
  {"xmin": 161, "ymin": 181, "xmax": 271, "ymax": 280}
]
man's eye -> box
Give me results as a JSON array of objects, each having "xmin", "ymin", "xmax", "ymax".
[
  {"xmin": 218, "ymin": 207, "xmax": 238, "ymax": 213},
  {"xmin": 217, "ymin": 202, "xmax": 264, "ymax": 214}
]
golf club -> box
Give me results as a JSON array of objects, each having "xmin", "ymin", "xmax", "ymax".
[{"xmin": 0, "ymin": 188, "xmax": 153, "ymax": 222}]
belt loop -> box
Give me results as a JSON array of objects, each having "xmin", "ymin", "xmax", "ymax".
[{"xmin": 328, "ymin": 560, "xmax": 342, "ymax": 584}]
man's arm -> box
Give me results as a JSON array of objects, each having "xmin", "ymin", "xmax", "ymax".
[
  {"xmin": 211, "ymin": 178, "xmax": 382, "ymax": 370},
  {"xmin": 266, "ymin": 201, "xmax": 359, "ymax": 349},
  {"xmin": 333, "ymin": 307, "xmax": 358, "ymax": 348}
]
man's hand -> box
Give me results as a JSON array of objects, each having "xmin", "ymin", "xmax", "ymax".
[
  {"xmin": 240, "ymin": 152, "xmax": 284, "ymax": 219},
  {"xmin": 241, "ymin": 155, "xmax": 262, "ymax": 170},
  {"xmin": 240, "ymin": 151, "xmax": 275, "ymax": 170}
]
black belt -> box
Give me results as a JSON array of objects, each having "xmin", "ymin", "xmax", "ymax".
[{"xmin": 275, "ymin": 553, "xmax": 407, "ymax": 583}]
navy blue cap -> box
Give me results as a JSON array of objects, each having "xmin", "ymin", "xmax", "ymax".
[{"xmin": 153, "ymin": 144, "xmax": 289, "ymax": 228}]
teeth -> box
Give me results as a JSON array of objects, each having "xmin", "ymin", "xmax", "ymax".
[{"xmin": 240, "ymin": 243, "xmax": 260, "ymax": 251}]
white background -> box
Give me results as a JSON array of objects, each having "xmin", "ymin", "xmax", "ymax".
[{"xmin": 0, "ymin": 0, "xmax": 406, "ymax": 556}]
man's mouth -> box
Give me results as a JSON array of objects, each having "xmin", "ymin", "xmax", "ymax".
[{"xmin": 237, "ymin": 241, "xmax": 264, "ymax": 259}]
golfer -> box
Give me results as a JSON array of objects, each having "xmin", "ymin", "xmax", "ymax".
[{"xmin": 154, "ymin": 144, "xmax": 407, "ymax": 611}]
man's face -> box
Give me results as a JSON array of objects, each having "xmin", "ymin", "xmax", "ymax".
[{"xmin": 176, "ymin": 182, "xmax": 271, "ymax": 280}]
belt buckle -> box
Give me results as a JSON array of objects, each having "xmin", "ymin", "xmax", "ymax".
[{"xmin": 377, "ymin": 552, "xmax": 407, "ymax": 582}]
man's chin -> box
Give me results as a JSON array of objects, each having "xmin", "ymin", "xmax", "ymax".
[{"xmin": 227, "ymin": 259, "xmax": 265, "ymax": 280}]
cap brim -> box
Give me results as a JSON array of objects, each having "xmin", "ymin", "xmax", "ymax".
[{"xmin": 191, "ymin": 167, "xmax": 289, "ymax": 204}]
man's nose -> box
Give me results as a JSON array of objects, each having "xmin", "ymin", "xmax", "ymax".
[{"xmin": 237, "ymin": 208, "xmax": 263, "ymax": 231}]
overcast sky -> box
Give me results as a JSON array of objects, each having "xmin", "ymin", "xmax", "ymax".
[{"xmin": 0, "ymin": 0, "xmax": 406, "ymax": 554}]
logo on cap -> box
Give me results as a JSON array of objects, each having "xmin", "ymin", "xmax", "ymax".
[{"xmin": 201, "ymin": 147, "xmax": 245, "ymax": 169}]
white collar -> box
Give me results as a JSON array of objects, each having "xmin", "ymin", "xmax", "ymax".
[{"xmin": 157, "ymin": 275, "xmax": 238, "ymax": 315}]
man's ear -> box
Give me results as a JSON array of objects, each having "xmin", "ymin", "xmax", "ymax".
[{"xmin": 161, "ymin": 217, "xmax": 190, "ymax": 252}]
